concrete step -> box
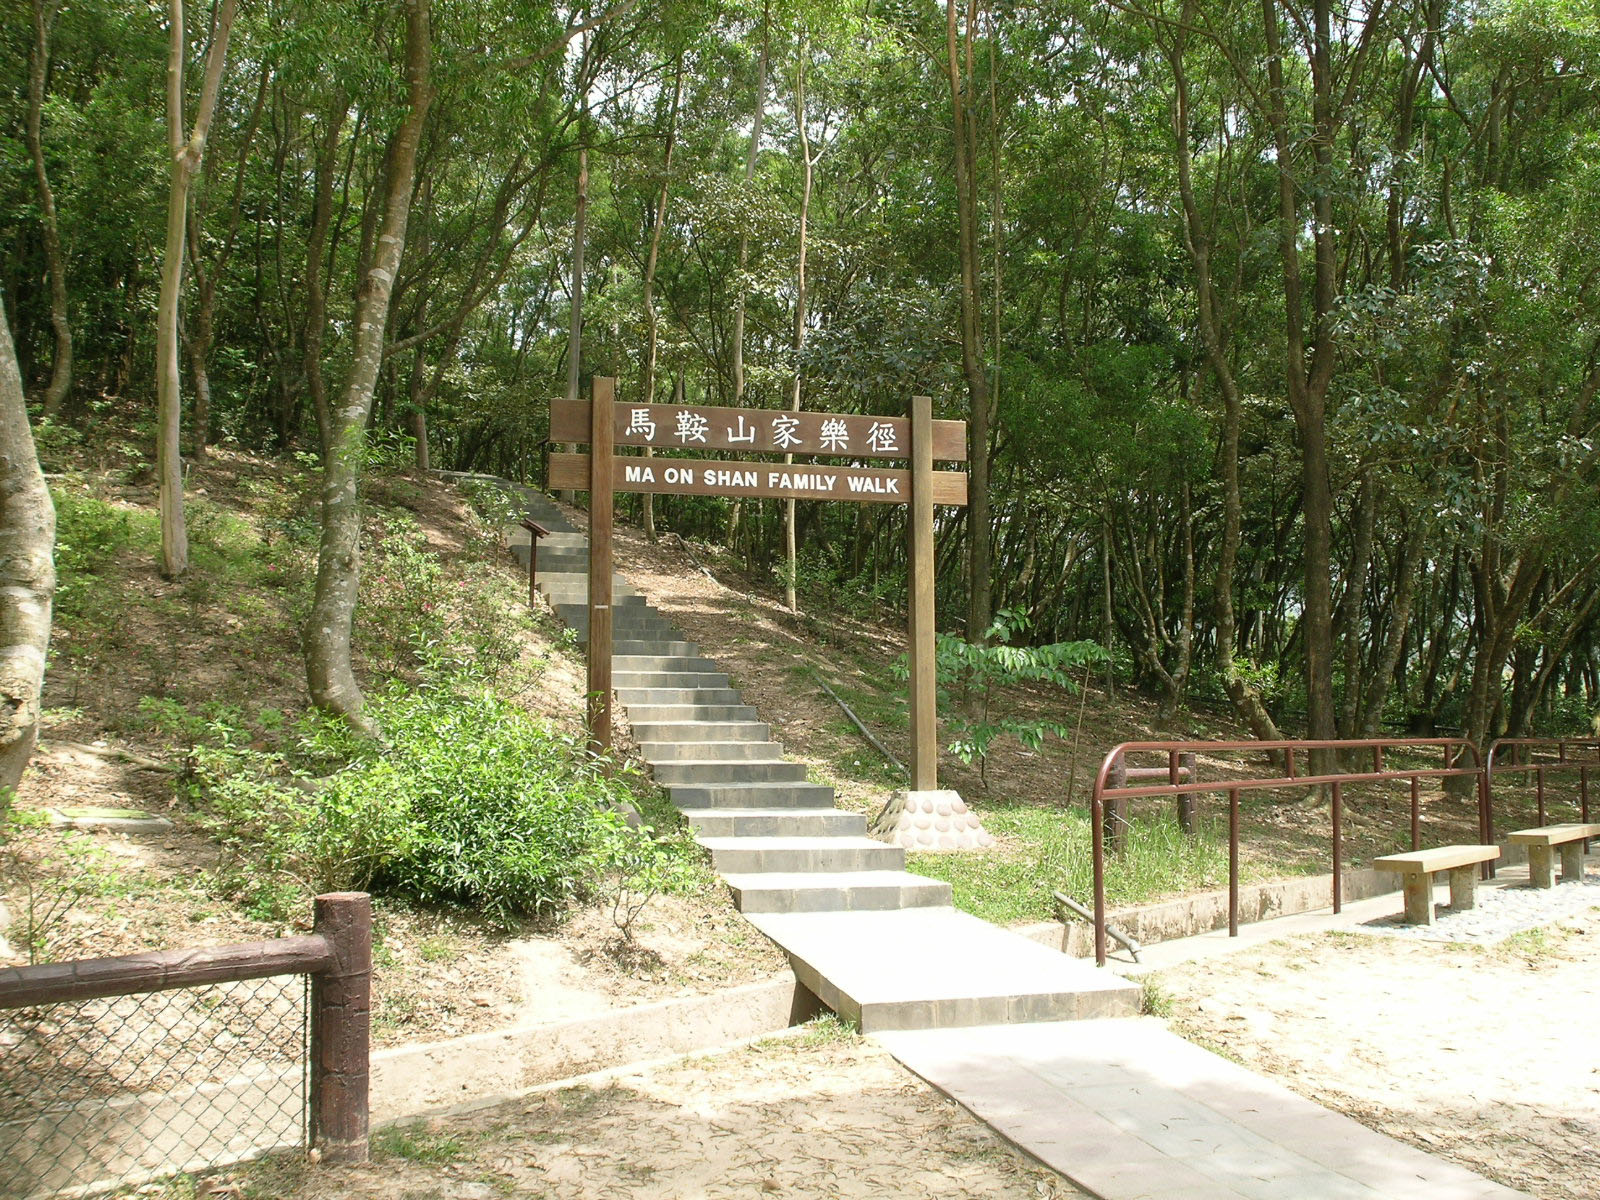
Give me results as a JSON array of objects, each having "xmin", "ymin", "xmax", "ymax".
[
  {"xmin": 542, "ymin": 589, "xmax": 649, "ymax": 606},
  {"xmin": 615, "ymin": 687, "xmax": 745, "ymax": 706},
  {"xmin": 566, "ymin": 619, "xmax": 682, "ymax": 637},
  {"xmin": 612, "ymin": 641, "xmax": 701, "ymax": 657},
  {"xmin": 699, "ymin": 836, "xmax": 905, "ymax": 874},
  {"xmin": 684, "ymin": 808, "xmax": 868, "ymax": 838},
  {"xmin": 554, "ymin": 602, "xmax": 670, "ymax": 621},
  {"xmin": 668, "ymin": 782, "xmax": 838, "ymax": 810},
  {"xmin": 612, "ymin": 654, "xmax": 724, "ymax": 673},
  {"xmin": 574, "ymin": 624, "xmax": 685, "ymax": 642},
  {"xmin": 747, "ymin": 908, "xmax": 1142, "ymax": 1032},
  {"xmin": 630, "ymin": 721, "xmax": 770, "ymax": 743},
  {"xmin": 651, "ymin": 760, "xmax": 808, "ymax": 785},
  {"xmin": 724, "ymin": 870, "xmax": 952, "ymax": 914},
  {"xmin": 627, "ymin": 703, "xmax": 760, "ymax": 724},
  {"xmin": 614, "ymin": 671, "xmax": 733, "ymax": 690},
  {"xmin": 640, "ymin": 740, "xmax": 785, "ymax": 763},
  {"xmin": 574, "ymin": 631, "xmax": 692, "ymax": 650}
]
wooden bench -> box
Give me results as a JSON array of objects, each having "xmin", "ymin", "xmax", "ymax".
[
  {"xmin": 1373, "ymin": 845, "xmax": 1501, "ymax": 925},
  {"xmin": 1506, "ymin": 823, "xmax": 1600, "ymax": 888}
]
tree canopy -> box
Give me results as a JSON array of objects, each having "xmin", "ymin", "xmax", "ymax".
[{"xmin": 4, "ymin": 0, "xmax": 1599, "ymax": 743}]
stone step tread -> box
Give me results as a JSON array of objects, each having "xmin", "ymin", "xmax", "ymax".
[
  {"xmin": 630, "ymin": 721, "xmax": 770, "ymax": 737},
  {"xmin": 668, "ymin": 783, "xmax": 838, "ymax": 809},
  {"xmin": 616, "ymin": 690, "xmax": 745, "ymax": 705},
  {"xmin": 629, "ymin": 706, "xmax": 760, "ymax": 722},
  {"xmin": 684, "ymin": 810, "xmax": 868, "ymax": 836},
  {"xmin": 746, "ymin": 908, "xmax": 1141, "ymax": 1031},
  {"xmin": 698, "ymin": 836, "xmax": 890, "ymax": 854}
]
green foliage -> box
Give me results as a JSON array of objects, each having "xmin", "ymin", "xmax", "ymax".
[
  {"xmin": 183, "ymin": 670, "xmax": 701, "ymax": 929},
  {"xmin": 913, "ymin": 611, "xmax": 1107, "ymax": 779},
  {"xmin": 373, "ymin": 1124, "xmax": 471, "ymax": 1164}
]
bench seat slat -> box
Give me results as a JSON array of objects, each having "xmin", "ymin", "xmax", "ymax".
[
  {"xmin": 1373, "ymin": 844, "xmax": 1500, "ymax": 873},
  {"xmin": 1506, "ymin": 823, "xmax": 1600, "ymax": 847}
]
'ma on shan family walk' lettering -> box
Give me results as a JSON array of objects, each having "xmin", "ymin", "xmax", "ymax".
[
  {"xmin": 620, "ymin": 463, "xmax": 900, "ymax": 493},
  {"xmin": 606, "ymin": 460, "xmax": 912, "ymax": 499}
]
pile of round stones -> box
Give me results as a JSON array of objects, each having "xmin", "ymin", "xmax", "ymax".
[{"xmin": 1365, "ymin": 866, "xmax": 1600, "ymax": 944}]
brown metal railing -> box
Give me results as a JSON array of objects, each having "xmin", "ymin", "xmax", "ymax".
[
  {"xmin": 1089, "ymin": 740, "xmax": 1489, "ymax": 967},
  {"xmin": 1486, "ymin": 737, "xmax": 1598, "ymax": 830}
]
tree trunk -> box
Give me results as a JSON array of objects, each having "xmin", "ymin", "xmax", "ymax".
[
  {"xmin": 302, "ymin": 100, "xmax": 347, "ymax": 454},
  {"xmin": 560, "ymin": 34, "xmax": 591, "ymax": 505},
  {"xmin": 155, "ymin": 0, "xmax": 238, "ymax": 579},
  {"xmin": 726, "ymin": 1, "xmax": 769, "ymax": 552},
  {"xmin": 947, "ymin": 0, "xmax": 992, "ymax": 642},
  {"xmin": 1165, "ymin": 21, "xmax": 1280, "ymax": 740},
  {"xmin": 304, "ymin": 0, "xmax": 431, "ymax": 732},
  {"xmin": 784, "ymin": 48, "xmax": 814, "ymax": 615},
  {"xmin": 25, "ymin": 0, "xmax": 71, "ymax": 420},
  {"xmin": 0, "ymin": 300, "xmax": 56, "ymax": 795},
  {"xmin": 640, "ymin": 55, "xmax": 682, "ymax": 544}
]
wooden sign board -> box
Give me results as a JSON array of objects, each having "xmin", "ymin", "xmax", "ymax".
[
  {"xmin": 549, "ymin": 452, "xmax": 967, "ymax": 506},
  {"xmin": 551, "ymin": 399, "xmax": 967, "ymax": 462}
]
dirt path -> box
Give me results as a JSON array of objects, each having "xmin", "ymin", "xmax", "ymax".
[
  {"xmin": 233, "ymin": 1030, "xmax": 1083, "ymax": 1200},
  {"xmin": 1152, "ymin": 919, "xmax": 1600, "ymax": 1199}
]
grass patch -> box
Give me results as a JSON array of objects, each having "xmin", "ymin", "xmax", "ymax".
[
  {"xmin": 904, "ymin": 806, "xmax": 1233, "ymax": 925},
  {"xmin": 374, "ymin": 1123, "xmax": 473, "ymax": 1164}
]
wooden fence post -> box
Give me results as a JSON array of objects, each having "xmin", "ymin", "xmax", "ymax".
[{"xmin": 310, "ymin": 892, "xmax": 371, "ymax": 1165}]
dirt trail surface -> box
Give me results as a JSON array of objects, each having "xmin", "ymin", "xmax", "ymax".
[
  {"xmin": 237, "ymin": 1032, "xmax": 1084, "ymax": 1200},
  {"xmin": 1153, "ymin": 919, "xmax": 1600, "ymax": 1199}
]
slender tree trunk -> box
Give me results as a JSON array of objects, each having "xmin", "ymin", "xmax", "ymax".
[
  {"xmin": 640, "ymin": 55, "xmax": 682, "ymax": 544},
  {"xmin": 25, "ymin": 0, "xmax": 71, "ymax": 420},
  {"xmin": 182, "ymin": 214, "xmax": 214, "ymax": 461},
  {"xmin": 0, "ymin": 300, "xmax": 56, "ymax": 795},
  {"xmin": 947, "ymin": 0, "xmax": 992, "ymax": 641},
  {"xmin": 303, "ymin": 100, "xmax": 347, "ymax": 454},
  {"xmin": 727, "ymin": 1, "xmax": 769, "ymax": 552},
  {"xmin": 1360, "ymin": 523, "xmax": 1424, "ymax": 735},
  {"xmin": 784, "ymin": 48, "xmax": 813, "ymax": 614},
  {"xmin": 304, "ymin": 0, "xmax": 431, "ymax": 731},
  {"xmin": 1165, "ymin": 19, "xmax": 1280, "ymax": 740},
  {"xmin": 560, "ymin": 34, "xmax": 591, "ymax": 505},
  {"xmin": 156, "ymin": 0, "xmax": 238, "ymax": 579}
]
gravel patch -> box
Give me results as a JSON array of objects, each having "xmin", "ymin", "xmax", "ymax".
[{"xmin": 1356, "ymin": 866, "xmax": 1600, "ymax": 943}]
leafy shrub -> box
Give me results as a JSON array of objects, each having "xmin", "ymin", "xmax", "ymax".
[
  {"xmin": 188, "ymin": 670, "xmax": 695, "ymax": 928},
  {"xmin": 916, "ymin": 609, "xmax": 1107, "ymax": 784}
]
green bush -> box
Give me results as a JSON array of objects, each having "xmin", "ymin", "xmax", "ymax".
[{"xmin": 188, "ymin": 671, "xmax": 695, "ymax": 927}]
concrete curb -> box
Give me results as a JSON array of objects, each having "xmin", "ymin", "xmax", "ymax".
[
  {"xmin": 371, "ymin": 975, "xmax": 815, "ymax": 1122},
  {"xmin": 1016, "ymin": 869, "xmax": 1400, "ymax": 957}
]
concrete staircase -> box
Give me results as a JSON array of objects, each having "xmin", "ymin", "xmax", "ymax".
[{"xmin": 506, "ymin": 487, "xmax": 1138, "ymax": 1032}]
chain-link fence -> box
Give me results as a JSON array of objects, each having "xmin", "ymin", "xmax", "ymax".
[
  {"xmin": 0, "ymin": 892, "xmax": 372, "ymax": 1200},
  {"xmin": 0, "ymin": 973, "xmax": 308, "ymax": 1200}
]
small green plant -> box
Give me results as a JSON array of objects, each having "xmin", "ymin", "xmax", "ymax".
[
  {"xmin": 903, "ymin": 610, "xmax": 1107, "ymax": 785},
  {"xmin": 373, "ymin": 1123, "xmax": 469, "ymax": 1164},
  {"xmin": 1140, "ymin": 976, "xmax": 1174, "ymax": 1018}
]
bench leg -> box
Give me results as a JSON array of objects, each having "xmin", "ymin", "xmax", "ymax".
[
  {"xmin": 1527, "ymin": 844, "xmax": 1555, "ymax": 888},
  {"xmin": 1559, "ymin": 841, "xmax": 1584, "ymax": 882},
  {"xmin": 1402, "ymin": 874, "xmax": 1434, "ymax": 925},
  {"xmin": 1449, "ymin": 865, "xmax": 1477, "ymax": 910}
]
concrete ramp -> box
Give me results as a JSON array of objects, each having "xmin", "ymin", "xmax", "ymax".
[{"xmin": 879, "ymin": 1019, "xmax": 1528, "ymax": 1200}]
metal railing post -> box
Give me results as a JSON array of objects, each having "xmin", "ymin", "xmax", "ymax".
[
  {"xmin": 1228, "ymin": 786, "xmax": 1240, "ymax": 937},
  {"xmin": 1331, "ymin": 780, "xmax": 1343, "ymax": 914},
  {"xmin": 309, "ymin": 893, "xmax": 372, "ymax": 1165}
]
